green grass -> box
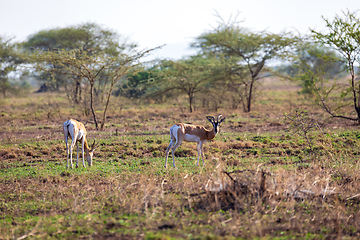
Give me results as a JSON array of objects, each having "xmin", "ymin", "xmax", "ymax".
[{"xmin": 1, "ymin": 93, "xmax": 360, "ymax": 239}]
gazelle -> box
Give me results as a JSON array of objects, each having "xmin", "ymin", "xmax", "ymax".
[
  {"xmin": 63, "ymin": 119, "xmax": 98, "ymax": 168},
  {"xmin": 165, "ymin": 115, "xmax": 225, "ymax": 168}
]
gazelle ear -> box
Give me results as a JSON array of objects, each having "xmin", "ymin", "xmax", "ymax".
[{"xmin": 219, "ymin": 117, "xmax": 225, "ymax": 123}]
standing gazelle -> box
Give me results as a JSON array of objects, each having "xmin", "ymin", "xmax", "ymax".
[
  {"xmin": 165, "ymin": 115, "xmax": 225, "ymax": 168},
  {"xmin": 63, "ymin": 119, "xmax": 98, "ymax": 168}
]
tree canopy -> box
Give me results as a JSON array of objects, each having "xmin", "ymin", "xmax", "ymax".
[
  {"xmin": 0, "ymin": 36, "xmax": 24, "ymax": 97},
  {"xmin": 194, "ymin": 23, "xmax": 298, "ymax": 112},
  {"xmin": 26, "ymin": 23, "xmax": 157, "ymax": 129},
  {"xmin": 147, "ymin": 56, "xmax": 221, "ymax": 113},
  {"xmin": 2, "ymin": 10, "xmax": 360, "ymax": 123}
]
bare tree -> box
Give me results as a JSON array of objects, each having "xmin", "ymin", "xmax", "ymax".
[{"xmin": 32, "ymin": 46, "xmax": 158, "ymax": 130}]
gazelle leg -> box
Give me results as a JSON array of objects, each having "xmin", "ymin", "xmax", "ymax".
[
  {"xmin": 69, "ymin": 141, "xmax": 75, "ymax": 169},
  {"xmin": 65, "ymin": 138, "xmax": 69, "ymax": 168},
  {"xmin": 171, "ymin": 140, "xmax": 182, "ymax": 168},
  {"xmin": 196, "ymin": 143, "xmax": 201, "ymax": 166},
  {"xmin": 165, "ymin": 139, "xmax": 175, "ymax": 168},
  {"xmin": 76, "ymin": 144, "xmax": 80, "ymax": 168},
  {"xmin": 200, "ymin": 142, "xmax": 205, "ymax": 166},
  {"xmin": 81, "ymin": 140, "xmax": 86, "ymax": 168}
]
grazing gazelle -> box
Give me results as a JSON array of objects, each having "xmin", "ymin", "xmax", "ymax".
[
  {"xmin": 165, "ymin": 115, "xmax": 225, "ymax": 168},
  {"xmin": 63, "ymin": 119, "xmax": 98, "ymax": 168}
]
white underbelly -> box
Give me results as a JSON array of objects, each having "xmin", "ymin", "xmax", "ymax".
[{"xmin": 184, "ymin": 134, "xmax": 200, "ymax": 142}]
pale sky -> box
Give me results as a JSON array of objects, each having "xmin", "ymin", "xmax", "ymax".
[{"xmin": 1, "ymin": 0, "xmax": 359, "ymax": 59}]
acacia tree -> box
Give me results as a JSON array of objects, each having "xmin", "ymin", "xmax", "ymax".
[
  {"xmin": 31, "ymin": 42, "xmax": 157, "ymax": 130},
  {"xmin": 23, "ymin": 23, "xmax": 127, "ymax": 103},
  {"xmin": 0, "ymin": 36, "xmax": 23, "ymax": 97},
  {"xmin": 23, "ymin": 25, "xmax": 87, "ymax": 94},
  {"xmin": 311, "ymin": 10, "xmax": 360, "ymax": 123},
  {"xmin": 289, "ymin": 43, "xmax": 345, "ymax": 95},
  {"xmin": 148, "ymin": 56, "xmax": 219, "ymax": 113},
  {"xmin": 194, "ymin": 23, "xmax": 297, "ymax": 112}
]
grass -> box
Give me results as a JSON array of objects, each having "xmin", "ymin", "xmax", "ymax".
[{"xmin": 1, "ymin": 90, "xmax": 360, "ymax": 239}]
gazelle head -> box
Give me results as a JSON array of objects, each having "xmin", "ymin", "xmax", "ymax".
[
  {"xmin": 206, "ymin": 115, "xmax": 226, "ymax": 134},
  {"xmin": 86, "ymin": 139, "xmax": 98, "ymax": 166}
]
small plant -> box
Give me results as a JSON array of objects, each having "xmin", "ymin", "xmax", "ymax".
[{"xmin": 284, "ymin": 110, "xmax": 321, "ymax": 151}]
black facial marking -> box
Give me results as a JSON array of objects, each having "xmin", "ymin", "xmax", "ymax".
[
  {"xmin": 207, "ymin": 115, "xmax": 225, "ymax": 134},
  {"xmin": 213, "ymin": 122, "xmax": 218, "ymax": 133},
  {"xmin": 214, "ymin": 121, "xmax": 221, "ymax": 133}
]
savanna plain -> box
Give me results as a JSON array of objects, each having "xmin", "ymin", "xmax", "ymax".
[{"xmin": 1, "ymin": 79, "xmax": 360, "ymax": 240}]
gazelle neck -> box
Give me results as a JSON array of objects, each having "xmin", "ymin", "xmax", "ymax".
[
  {"xmin": 206, "ymin": 126, "xmax": 217, "ymax": 140},
  {"xmin": 83, "ymin": 139, "xmax": 90, "ymax": 151}
]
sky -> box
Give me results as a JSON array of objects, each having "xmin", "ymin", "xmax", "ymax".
[{"xmin": 1, "ymin": 0, "xmax": 360, "ymax": 60}]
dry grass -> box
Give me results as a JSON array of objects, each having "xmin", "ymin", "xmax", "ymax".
[{"xmin": 1, "ymin": 85, "xmax": 360, "ymax": 239}]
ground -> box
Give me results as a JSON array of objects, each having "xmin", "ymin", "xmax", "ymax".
[{"xmin": 1, "ymin": 84, "xmax": 360, "ymax": 239}]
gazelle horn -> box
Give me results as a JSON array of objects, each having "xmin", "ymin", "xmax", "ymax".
[{"xmin": 206, "ymin": 116, "xmax": 215, "ymax": 122}]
